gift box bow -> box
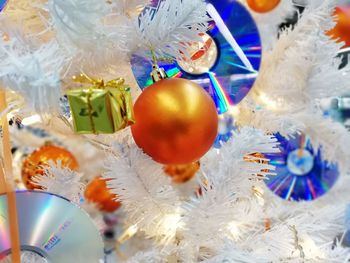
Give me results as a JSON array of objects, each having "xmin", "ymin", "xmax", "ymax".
[{"xmin": 68, "ymin": 73, "xmax": 135, "ymax": 134}]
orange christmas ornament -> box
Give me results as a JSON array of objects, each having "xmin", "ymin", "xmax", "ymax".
[
  {"xmin": 244, "ymin": 152, "xmax": 269, "ymax": 178},
  {"xmin": 326, "ymin": 6, "xmax": 350, "ymax": 48},
  {"xmin": 164, "ymin": 161, "xmax": 200, "ymax": 183},
  {"xmin": 21, "ymin": 145, "xmax": 79, "ymax": 190},
  {"xmin": 246, "ymin": 0, "xmax": 281, "ymax": 13},
  {"xmin": 131, "ymin": 78, "xmax": 218, "ymax": 165},
  {"xmin": 84, "ymin": 177, "xmax": 121, "ymax": 213}
]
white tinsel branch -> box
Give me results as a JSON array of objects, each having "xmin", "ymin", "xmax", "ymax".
[
  {"xmin": 178, "ymin": 128, "xmax": 280, "ymax": 261},
  {"xmin": 32, "ymin": 160, "xmax": 85, "ymax": 204},
  {"xmin": 0, "ymin": 34, "xmax": 68, "ymax": 114},
  {"xmin": 251, "ymin": 0, "xmax": 347, "ymax": 110},
  {"xmin": 136, "ymin": 0, "xmax": 210, "ymax": 57},
  {"xmin": 239, "ymin": 0, "xmax": 296, "ymax": 50},
  {"xmin": 104, "ymin": 143, "xmax": 182, "ymax": 244}
]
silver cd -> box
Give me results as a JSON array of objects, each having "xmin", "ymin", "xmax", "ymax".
[{"xmin": 0, "ymin": 191, "xmax": 103, "ymax": 262}]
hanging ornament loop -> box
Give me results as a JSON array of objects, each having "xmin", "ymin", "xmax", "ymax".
[
  {"xmin": 72, "ymin": 73, "xmax": 125, "ymax": 89},
  {"xmin": 149, "ymin": 48, "xmax": 168, "ymax": 82}
]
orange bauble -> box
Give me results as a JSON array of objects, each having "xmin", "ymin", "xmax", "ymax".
[
  {"xmin": 244, "ymin": 152, "xmax": 269, "ymax": 178},
  {"xmin": 131, "ymin": 78, "xmax": 218, "ymax": 165},
  {"xmin": 164, "ymin": 161, "xmax": 200, "ymax": 183},
  {"xmin": 247, "ymin": 0, "xmax": 281, "ymax": 13},
  {"xmin": 326, "ymin": 6, "xmax": 350, "ymax": 48},
  {"xmin": 22, "ymin": 145, "xmax": 79, "ymax": 190},
  {"xmin": 84, "ymin": 177, "xmax": 121, "ymax": 213}
]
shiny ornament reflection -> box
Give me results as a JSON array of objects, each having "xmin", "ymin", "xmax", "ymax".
[
  {"xmin": 164, "ymin": 162, "xmax": 200, "ymax": 183},
  {"xmin": 177, "ymin": 33, "xmax": 218, "ymax": 75},
  {"xmin": 131, "ymin": 0, "xmax": 262, "ymax": 114},
  {"xmin": 327, "ymin": 6, "xmax": 350, "ymax": 48},
  {"xmin": 85, "ymin": 177, "xmax": 121, "ymax": 213},
  {"xmin": 0, "ymin": 191, "xmax": 104, "ymax": 262},
  {"xmin": 287, "ymin": 149, "xmax": 314, "ymax": 176},
  {"xmin": 131, "ymin": 78, "xmax": 218, "ymax": 164},
  {"xmin": 0, "ymin": 0, "xmax": 8, "ymax": 12},
  {"xmin": 247, "ymin": 0, "xmax": 281, "ymax": 13},
  {"xmin": 21, "ymin": 145, "xmax": 79, "ymax": 190},
  {"xmin": 264, "ymin": 134, "xmax": 339, "ymax": 202}
]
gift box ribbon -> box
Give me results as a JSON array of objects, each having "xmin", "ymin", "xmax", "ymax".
[{"xmin": 71, "ymin": 73, "xmax": 134, "ymax": 134}]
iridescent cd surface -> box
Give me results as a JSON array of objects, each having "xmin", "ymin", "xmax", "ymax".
[
  {"xmin": 131, "ymin": 0, "xmax": 262, "ymax": 114},
  {"xmin": 264, "ymin": 134, "xmax": 339, "ymax": 202},
  {"xmin": 0, "ymin": 0, "xmax": 8, "ymax": 12},
  {"xmin": 0, "ymin": 191, "xmax": 104, "ymax": 262}
]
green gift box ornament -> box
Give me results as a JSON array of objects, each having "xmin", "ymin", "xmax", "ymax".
[{"xmin": 67, "ymin": 73, "xmax": 135, "ymax": 134}]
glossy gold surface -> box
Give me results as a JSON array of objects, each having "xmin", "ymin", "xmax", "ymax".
[{"xmin": 132, "ymin": 78, "xmax": 218, "ymax": 165}]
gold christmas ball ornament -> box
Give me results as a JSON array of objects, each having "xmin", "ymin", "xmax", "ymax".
[
  {"xmin": 164, "ymin": 161, "xmax": 200, "ymax": 183},
  {"xmin": 131, "ymin": 78, "xmax": 218, "ymax": 165},
  {"xmin": 246, "ymin": 0, "xmax": 281, "ymax": 13},
  {"xmin": 21, "ymin": 145, "xmax": 79, "ymax": 190},
  {"xmin": 84, "ymin": 177, "xmax": 121, "ymax": 213}
]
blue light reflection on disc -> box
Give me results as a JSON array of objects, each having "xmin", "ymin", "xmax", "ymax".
[
  {"xmin": 0, "ymin": 0, "xmax": 8, "ymax": 12},
  {"xmin": 264, "ymin": 134, "xmax": 339, "ymax": 202},
  {"xmin": 131, "ymin": 0, "xmax": 262, "ymax": 114}
]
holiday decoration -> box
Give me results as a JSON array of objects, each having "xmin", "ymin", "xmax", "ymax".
[
  {"xmin": 0, "ymin": 0, "xmax": 8, "ymax": 12},
  {"xmin": 131, "ymin": 0, "xmax": 262, "ymax": 114},
  {"xmin": 244, "ymin": 152, "xmax": 269, "ymax": 178},
  {"xmin": 326, "ymin": 6, "xmax": 350, "ymax": 48},
  {"xmin": 21, "ymin": 145, "xmax": 79, "ymax": 190},
  {"xmin": 3, "ymin": 0, "xmax": 350, "ymax": 262},
  {"xmin": 264, "ymin": 134, "xmax": 339, "ymax": 201},
  {"xmin": 85, "ymin": 177, "xmax": 121, "ymax": 213},
  {"xmin": 67, "ymin": 74, "xmax": 135, "ymax": 134},
  {"xmin": 214, "ymin": 112, "xmax": 235, "ymax": 148},
  {"xmin": 0, "ymin": 191, "xmax": 104, "ymax": 262},
  {"xmin": 131, "ymin": 78, "xmax": 218, "ymax": 164},
  {"xmin": 164, "ymin": 161, "xmax": 200, "ymax": 183},
  {"xmin": 246, "ymin": 0, "xmax": 281, "ymax": 13}
]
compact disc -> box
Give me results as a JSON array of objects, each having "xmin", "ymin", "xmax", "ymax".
[
  {"xmin": 131, "ymin": 0, "xmax": 262, "ymax": 114},
  {"xmin": 263, "ymin": 134, "xmax": 339, "ymax": 201},
  {"xmin": 0, "ymin": 191, "xmax": 103, "ymax": 262},
  {"xmin": 0, "ymin": 0, "xmax": 7, "ymax": 12}
]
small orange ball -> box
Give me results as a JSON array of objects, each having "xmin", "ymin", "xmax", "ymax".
[
  {"xmin": 84, "ymin": 177, "xmax": 121, "ymax": 213},
  {"xmin": 22, "ymin": 145, "xmax": 79, "ymax": 190},
  {"xmin": 326, "ymin": 6, "xmax": 350, "ymax": 48},
  {"xmin": 244, "ymin": 152, "xmax": 269, "ymax": 178},
  {"xmin": 164, "ymin": 161, "xmax": 200, "ymax": 183},
  {"xmin": 247, "ymin": 0, "xmax": 281, "ymax": 13},
  {"xmin": 131, "ymin": 78, "xmax": 218, "ymax": 165}
]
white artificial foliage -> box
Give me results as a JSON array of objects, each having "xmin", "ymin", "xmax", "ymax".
[
  {"xmin": 235, "ymin": 105, "xmax": 305, "ymax": 138},
  {"xmin": 1, "ymin": 0, "xmax": 49, "ymax": 38},
  {"xmin": 178, "ymin": 128, "xmax": 280, "ymax": 261},
  {"xmin": 239, "ymin": 0, "xmax": 296, "ymax": 50},
  {"xmin": 0, "ymin": 35, "xmax": 67, "ymax": 114},
  {"xmin": 104, "ymin": 143, "xmax": 182, "ymax": 243},
  {"xmin": 47, "ymin": 0, "xmax": 110, "ymax": 52},
  {"xmin": 32, "ymin": 161, "xmax": 85, "ymax": 204},
  {"xmin": 295, "ymin": 112, "xmax": 350, "ymax": 173},
  {"xmin": 252, "ymin": 0, "xmax": 342, "ymax": 108},
  {"xmin": 2, "ymin": 0, "xmax": 350, "ymax": 262},
  {"xmin": 237, "ymin": 0, "xmax": 350, "ymax": 169},
  {"xmin": 113, "ymin": 0, "xmax": 150, "ymax": 14},
  {"xmin": 125, "ymin": 249, "xmax": 166, "ymax": 263},
  {"xmin": 80, "ymin": 202, "xmax": 105, "ymax": 232},
  {"xmin": 136, "ymin": 0, "xmax": 210, "ymax": 57}
]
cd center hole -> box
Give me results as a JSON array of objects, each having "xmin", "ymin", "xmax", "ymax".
[
  {"xmin": 177, "ymin": 33, "xmax": 218, "ymax": 75},
  {"xmin": 287, "ymin": 149, "xmax": 314, "ymax": 176}
]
